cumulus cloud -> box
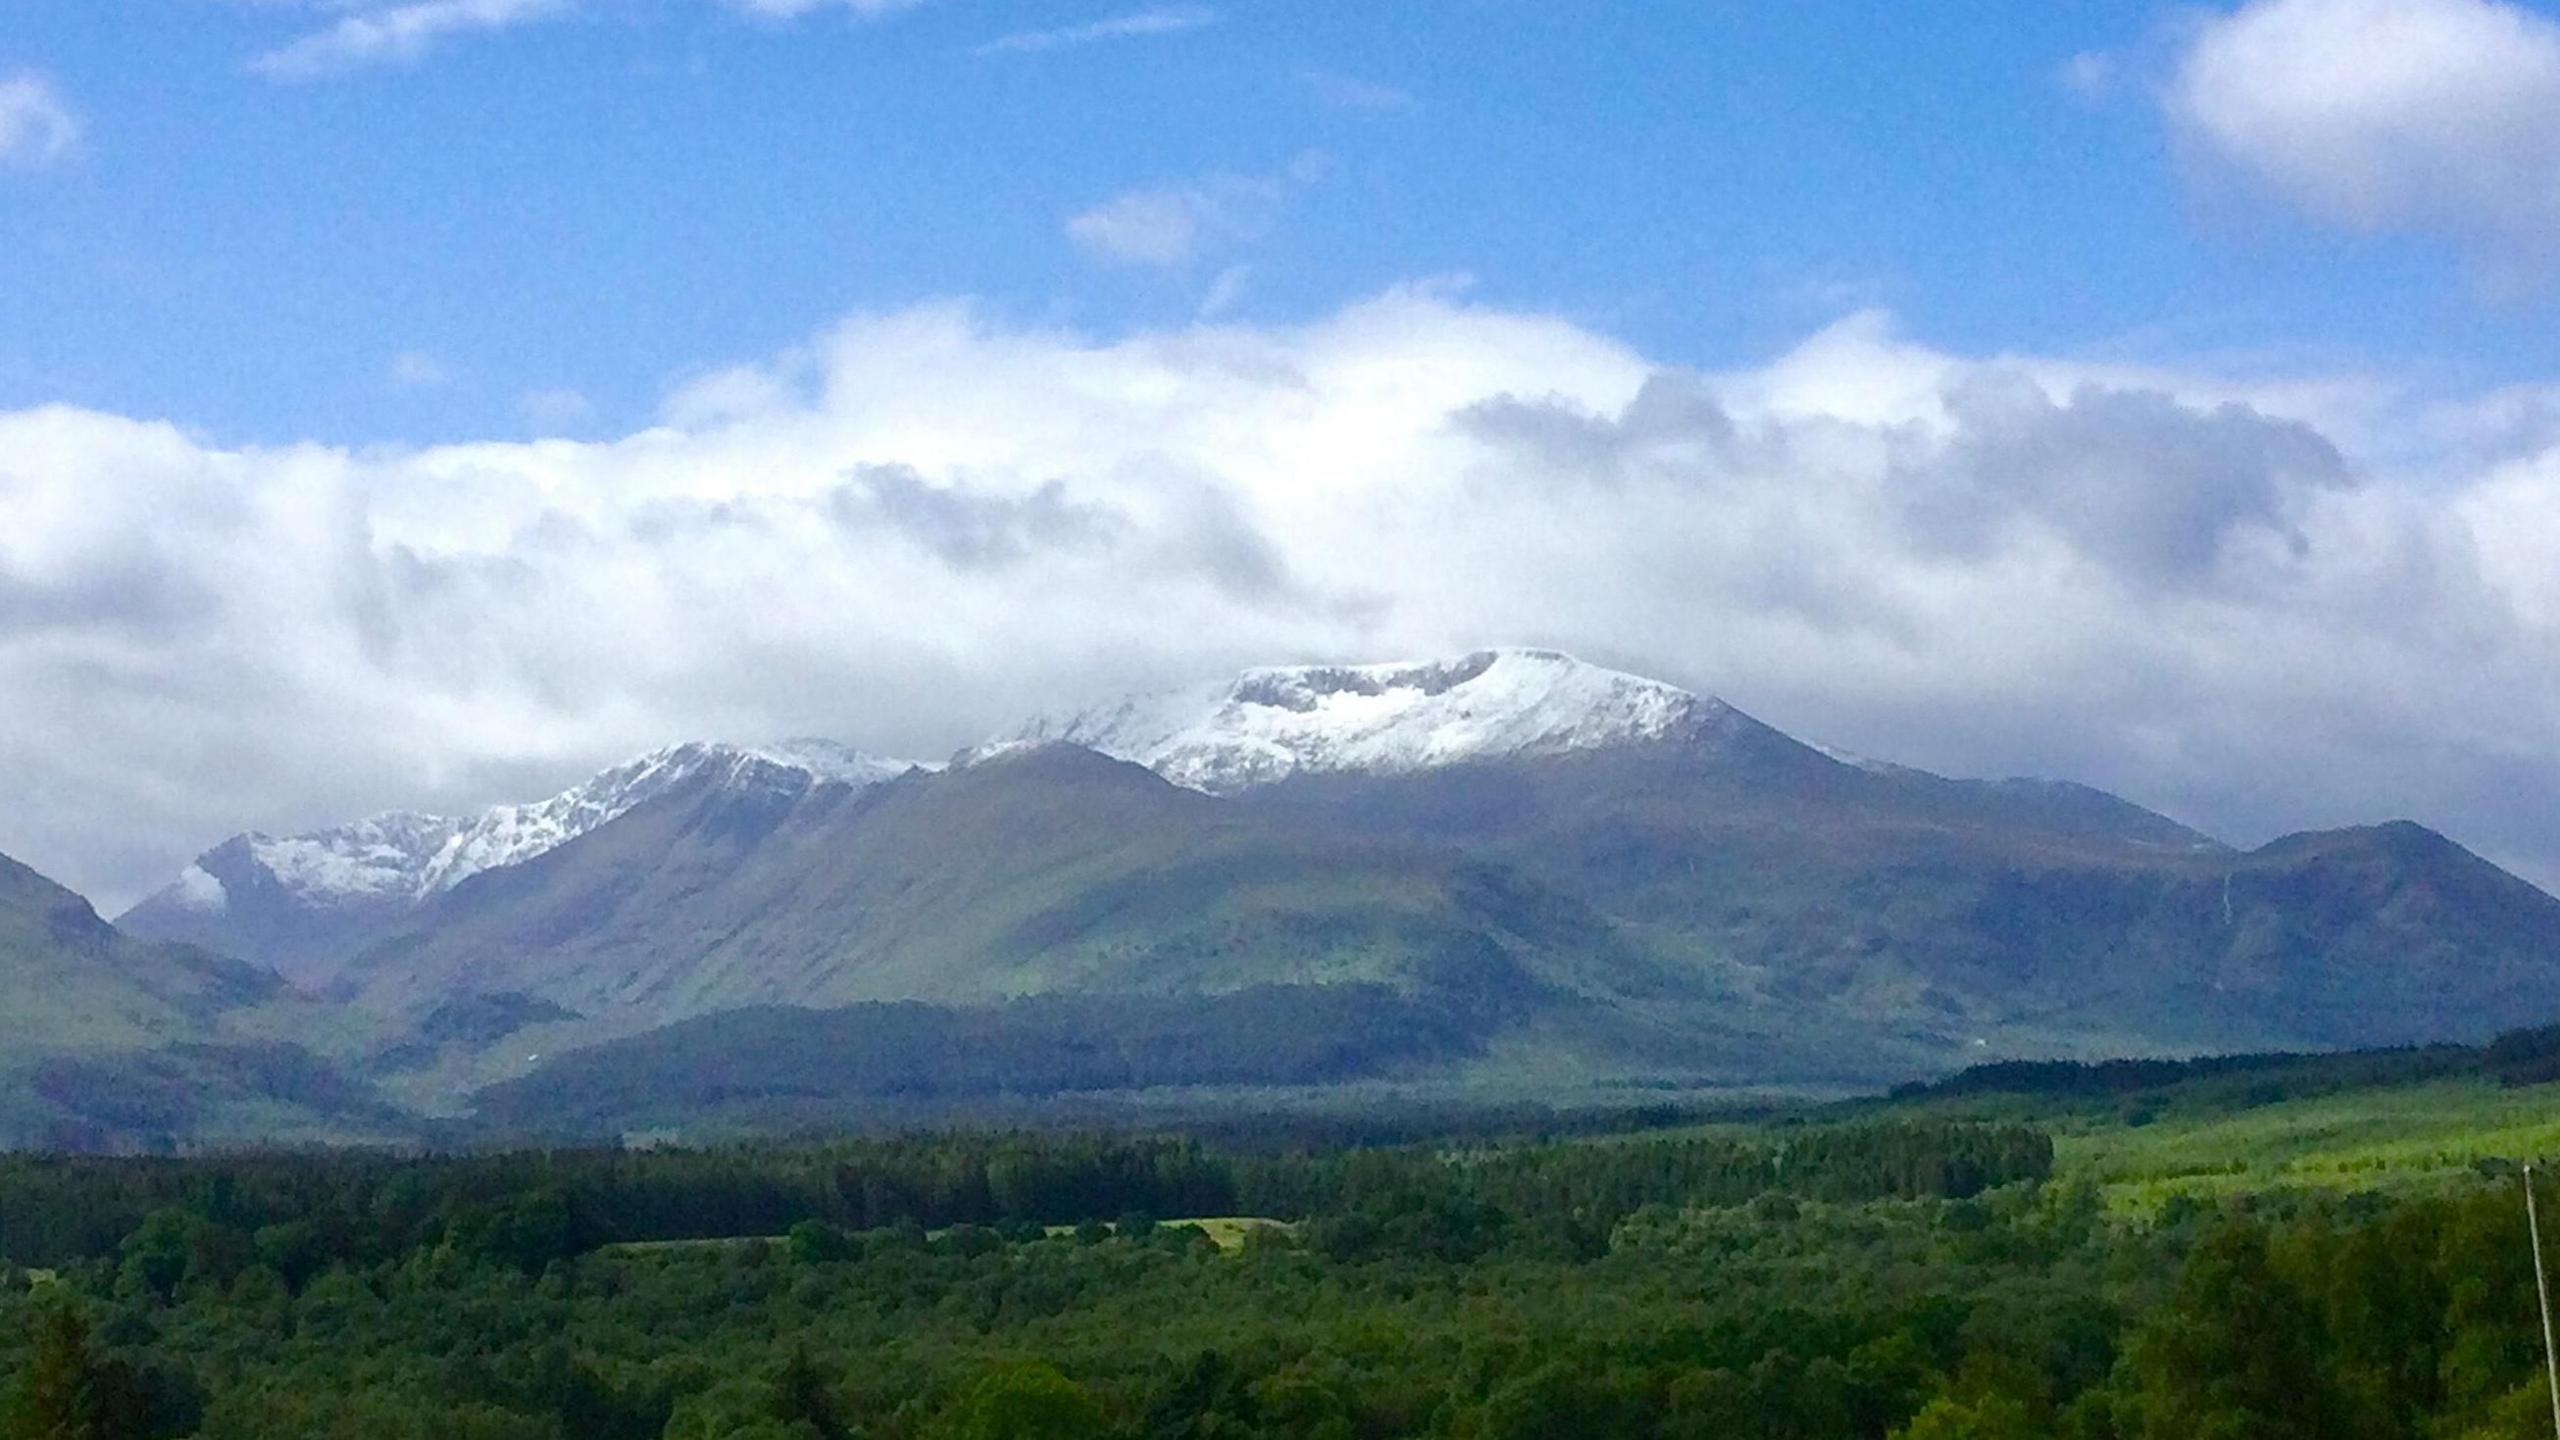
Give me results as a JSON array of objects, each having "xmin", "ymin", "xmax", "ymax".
[
  {"xmin": 2055, "ymin": 51, "xmax": 2116, "ymax": 104},
  {"xmin": 1066, "ymin": 153, "xmax": 1326, "ymax": 268},
  {"xmin": 0, "ymin": 71, "xmax": 80, "ymax": 168},
  {"xmin": 5, "ymin": 293, "xmax": 2560, "ymax": 913},
  {"xmin": 518, "ymin": 387, "xmax": 593, "ymax": 432},
  {"xmin": 1914, "ymin": 376, "xmax": 2350, "ymax": 585},
  {"xmin": 974, "ymin": 6, "xmax": 1216, "ymax": 56},
  {"xmin": 2170, "ymin": 0, "xmax": 2560, "ymax": 274},
  {"xmin": 388, "ymin": 351, "xmax": 454, "ymax": 388},
  {"xmin": 1067, "ymin": 188, "xmax": 1223, "ymax": 266},
  {"xmin": 828, "ymin": 465, "xmax": 1121, "ymax": 569}
]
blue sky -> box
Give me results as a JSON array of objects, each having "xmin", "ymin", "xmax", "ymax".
[
  {"xmin": 6, "ymin": 0, "xmax": 2556, "ymax": 445},
  {"xmin": 9, "ymin": 0, "xmax": 2560, "ymax": 909}
]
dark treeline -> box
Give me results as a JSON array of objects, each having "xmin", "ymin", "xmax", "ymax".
[
  {"xmin": 1246, "ymin": 1122, "xmax": 2053, "ymax": 1262},
  {"xmin": 0, "ymin": 1119, "xmax": 2045, "ymax": 1274},
  {"xmin": 1897, "ymin": 1021, "xmax": 2560, "ymax": 1115},
  {"xmin": 0, "ymin": 1137, "xmax": 1229, "ymax": 1274}
]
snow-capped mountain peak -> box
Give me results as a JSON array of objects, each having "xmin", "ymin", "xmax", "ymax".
[
  {"xmin": 156, "ymin": 739, "xmax": 917, "ymax": 916},
  {"xmin": 1019, "ymin": 647, "xmax": 1748, "ymax": 794}
]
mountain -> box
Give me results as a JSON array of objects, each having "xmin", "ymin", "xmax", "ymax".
[
  {"xmin": 1027, "ymin": 646, "xmax": 2211, "ymax": 847},
  {"xmin": 119, "ymin": 740, "xmax": 920, "ymax": 985},
  {"xmin": 0, "ymin": 851, "xmax": 279, "ymax": 1059},
  {"xmin": 0, "ymin": 851, "xmax": 401, "ymax": 1150},
  {"xmin": 1032, "ymin": 648, "xmax": 2560, "ymax": 1054},
  {"xmin": 84, "ymin": 645, "xmax": 2560, "ymax": 1141},
  {"xmin": 1235, "ymin": 749, "xmax": 2560, "ymax": 1052},
  {"xmin": 321, "ymin": 742, "xmax": 1771, "ymax": 1107},
  {"xmin": 1019, "ymin": 648, "xmax": 1791, "ymax": 793}
]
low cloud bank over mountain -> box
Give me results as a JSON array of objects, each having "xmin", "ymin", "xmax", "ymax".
[{"xmin": 4, "ymin": 290, "xmax": 2558, "ymax": 906}]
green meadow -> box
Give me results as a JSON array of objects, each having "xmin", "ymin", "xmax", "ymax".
[{"xmin": 1991, "ymin": 1075, "xmax": 2560, "ymax": 1212}]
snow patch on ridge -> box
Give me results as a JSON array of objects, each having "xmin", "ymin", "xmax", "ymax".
[
  {"xmin": 1807, "ymin": 741, "xmax": 1907, "ymax": 776},
  {"xmin": 1022, "ymin": 647, "xmax": 1744, "ymax": 794},
  {"xmin": 950, "ymin": 737, "xmax": 1048, "ymax": 770},
  {"xmin": 233, "ymin": 739, "xmax": 917, "ymax": 907},
  {"xmin": 170, "ymin": 863, "xmax": 229, "ymax": 914}
]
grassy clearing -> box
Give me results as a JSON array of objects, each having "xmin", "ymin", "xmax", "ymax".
[
  {"xmin": 969, "ymin": 1217, "xmax": 1297, "ymax": 1251},
  {"xmin": 1149, "ymin": 1216, "xmax": 1294, "ymax": 1251},
  {"xmin": 2050, "ymin": 1076, "xmax": 2560, "ymax": 1212},
  {"xmin": 597, "ymin": 1236, "xmax": 780, "ymax": 1256},
  {"xmin": 597, "ymin": 1217, "xmax": 1296, "ymax": 1258}
]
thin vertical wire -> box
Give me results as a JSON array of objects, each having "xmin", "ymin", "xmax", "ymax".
[{"xmin": 2527, "ymin": 1163, "xmax": 2560, "ymax": 1440}]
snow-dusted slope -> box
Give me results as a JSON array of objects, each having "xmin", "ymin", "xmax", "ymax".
[
  {"xmin": 1017, "ymin": 648, "xmax": 1761, "ymax": 794},
  {"xmin": 144, "ymin": 740, "xmax": 917, "ymax": 918},
  {"xmin": 407, "ymin": 741, "xmax": 912, "ymax": 899}
]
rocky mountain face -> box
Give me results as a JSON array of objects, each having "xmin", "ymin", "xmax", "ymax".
[{"xmin": 39, "ymin": 646, "xmax": 2560, "ymax": 1142}]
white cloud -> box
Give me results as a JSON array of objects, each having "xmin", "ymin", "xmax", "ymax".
[
  {"xmin": 724, "ymin": 0, "xmax": 938, "ymax": 18},
  {"xmin": 0, "ymin": 72, "xmax": 80, "ymax": 169},
  {"xmin": 1303, "ymin": 68, "xmax": 1419, "ymax": 114},
  {"xmin": 6, "ymin": 293, "xmax": 2560, "ymax": 914},
  {"xmin": 248, "ymin": 0, "xmax": 933, "ymax": 77},
  {"xmin": 1067, "ymin": 188, "xmax": 1221, "ymax": 266},
  {"xmin": 1066, "ymin": 154, "xmax": 1324, "ymax": 268},
  {"xmin": 1197, "ymin": 264, "xmax": 1250, "ymax": 319},
  {"xmin": 2170, "ymin": 0, "xmax": 2560, "ymax": 273},
  {"xmin": 2055, "ymin": 50, "xmax": 2116, "ymax": 104},
  {"xmin": 389, "ymin": 351, "xmax": 454, "ymax": 388},
  {"xmin": 519, "ymin": 387, "xmax": 593, "ymax": 432},
  {"xmin": 975, "ymin": 5, "xmax": 1216, "ymax": 56},
  {"xmin": 252, "ymin": 0, "xmax": 576, "ymax": 78}
]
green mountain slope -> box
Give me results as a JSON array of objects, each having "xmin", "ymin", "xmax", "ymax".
[
  {"xmin": 0, "ymin": 851, "xmax": 280, "ymax": 1058},
  {"xmin": 328, "ymin": 745, "xmax": 1757, "ymax": 1104},
  {"xmin": 313, "ymin": 734, "xmax": 2560, "ymax": 1123},
  {"xmin": 345, "ymin": 744, "xmax": 1672, "ymax": 1011},
  {"xmin": 1237, "ymin": 747, "xmax": 2560, "ymax": 1054},
  {"xmin": 0, "ymin": 852, "xmax": 405, "ymax": 1150},
  {"xmin": 465, "ymin": 985, "xmax": 1500, "ymax": 1138}
]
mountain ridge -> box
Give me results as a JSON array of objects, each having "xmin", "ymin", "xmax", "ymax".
[
  {"xmin": 34, "ymin": 645, "xmax": 2560, "ymax": 1145},
  {"xmin": 1019, "ymin": 647, "xmax": 1774, "ymax": 795},
  {"xmin": 122, "ymin": 650, "xmax": 2237, "ymax": 955},
  {"xmin": 120, "ymin": 738, "xmax": 923, "ymax": 983}
]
